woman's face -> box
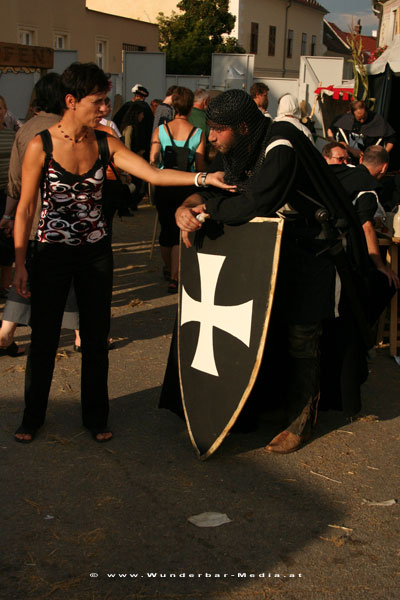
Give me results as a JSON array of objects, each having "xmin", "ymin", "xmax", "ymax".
[
  {"xmin": 73, "ymin": 91, "xmax": 108, "ymax": 127},
  {"xmin": 0, "ymin": 99, "xmax": 7, "ymax": 126},
  {"xmin": 99, "ymin": 102, "xmax": 112, "ymax": 119}
]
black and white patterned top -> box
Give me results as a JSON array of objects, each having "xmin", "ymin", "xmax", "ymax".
[{"xmin": 36, "ymin": 130, "xmax": 108, "ymax": 245}]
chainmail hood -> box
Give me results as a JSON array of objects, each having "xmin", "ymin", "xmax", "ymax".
[{"xmin": 206, "ymin": 89, "xmax": 271, "ymax": 190}]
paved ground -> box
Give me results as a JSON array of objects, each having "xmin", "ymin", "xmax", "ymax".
[{"xmin": 1, "ymin": 204, "xmax": 400, "ymax": 600}]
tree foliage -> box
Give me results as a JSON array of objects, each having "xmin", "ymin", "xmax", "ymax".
[{"xmin": 157, "ymin": 0, "xmax": 245, "ymax": 75}]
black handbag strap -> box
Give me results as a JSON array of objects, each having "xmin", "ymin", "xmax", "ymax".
[
  {"xmin": 95, "ymin": 129, "xmax": 111, "ymax": 168},
  {"xmin": 39, "ymin": 129, "xmax": 53, "ymax": 171},
  {"xmin": 38, "ymin": 130, "xmax": 53, "ymax": 193},
  {"xmin": 108, "ymin": 161, "xmax": 122, "ymax": 182}
]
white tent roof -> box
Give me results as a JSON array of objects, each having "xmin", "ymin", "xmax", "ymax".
[{"xmin": 366, "ymin": 35, "xmax": 400, "ymax": 76}]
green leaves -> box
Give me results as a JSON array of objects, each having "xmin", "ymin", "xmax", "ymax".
[{"xmin": 157, "ymin": 0, "xmax": 245, "ymax": 75}]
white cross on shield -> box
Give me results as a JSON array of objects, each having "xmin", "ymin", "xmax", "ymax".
[{"xmin": 180, "ymin": 252, "xmax": 253, "ymax": 377}]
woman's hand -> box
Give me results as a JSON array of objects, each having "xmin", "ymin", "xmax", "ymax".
[
  {"xmin": 206, "ymin": 171, "xmax": 236, "ymax": 191},
  {"xmin": 13, "ymin": 265, "xmax": 30, "ymax": 298}
]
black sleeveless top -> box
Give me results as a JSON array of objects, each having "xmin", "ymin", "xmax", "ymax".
[{"xmin": 36, "ymin": 129, "xmax": 109, "ymax": 245}]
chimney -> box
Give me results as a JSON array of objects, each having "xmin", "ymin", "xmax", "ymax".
[{"xmin": 354, "ymin": 19, "xmax": 362, "ymax": 35}]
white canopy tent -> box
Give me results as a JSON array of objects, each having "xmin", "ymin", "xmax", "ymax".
[{"xmin": 366, "ymin": 34, "xmax": 400, "ymax": 76}]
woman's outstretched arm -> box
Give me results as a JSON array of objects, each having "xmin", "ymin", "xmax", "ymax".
[{"xmin": 109, "ymin": 136, "xmax": 235, "ymax": 191}]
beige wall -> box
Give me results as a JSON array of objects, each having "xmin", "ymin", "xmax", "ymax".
[
  {"xmin": 87, "ymin": 0, "xmax": 180, "ymax": 23},
  {"xmin": 0, "ymin": 0, "xmax": 159, "ymax": 73},
  {"xmin": 379, "ymin": 0, "xmax": 400, "ymax": 46}
]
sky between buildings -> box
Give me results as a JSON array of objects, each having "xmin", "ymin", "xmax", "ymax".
[{"xmin": 322, "ymin": 0, "xmax": 379, "ymax": 36}]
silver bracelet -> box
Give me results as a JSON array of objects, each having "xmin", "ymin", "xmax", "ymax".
[
  {"xmin": 2, "ymin": 215, "xmax": 14, "ymax": 221},
  {"xmin": 194, "ymin": 172, "xmax": 202, "ymax": 187},
  {"xmin": 200, "ymin": 172, "xmax": 208, "ymax": 187}
]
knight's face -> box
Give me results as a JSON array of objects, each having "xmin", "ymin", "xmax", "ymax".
[{"xmin": 208, "ymin": 126, "xmax": 236, "ymax": 154}]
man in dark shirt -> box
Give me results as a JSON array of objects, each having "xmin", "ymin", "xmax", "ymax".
[
  {"xmin": 175, "ymin": 89, "xmax": 371, "ymax": 453},
  {"xmin": 327, "ymin": 100, "xmax": 396, "ymax": 162},
  {"xmin": 324, "ymin": 144, "xmax": 399, "ymax": 288},
  {"xmin": 152, "ymin": 85, "xmax": 177, "ymax": 131}
]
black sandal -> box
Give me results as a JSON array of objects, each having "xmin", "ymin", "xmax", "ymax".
[
  {"xmin": 0, "ymin": 342, "xmax": 25, "ymax": 357},
  {"xmin": 15, "ymin": 424, "xmax": 37, "ymax": 444},
  {"xmin": 74, "ymin": 339, "xmax": 115, "ymax": 352},
  {"xmin": 168, "ymin": 279, "xmax": 178, "ymax": 294}
]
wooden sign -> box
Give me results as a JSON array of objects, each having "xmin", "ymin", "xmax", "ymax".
[{"xmin": 0, "ymin": 42, "xmax": 53, "ymax": 69}]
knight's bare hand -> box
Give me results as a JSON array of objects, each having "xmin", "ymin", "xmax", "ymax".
[
  {"xmin": 176, "ymin": 206, "xmax": 204, "ymax": 232},
  {"xmin": 207, "ymin": 171, "xmax": 236, "ymax": 192}
]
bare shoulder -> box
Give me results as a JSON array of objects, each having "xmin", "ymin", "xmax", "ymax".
[
  {"xmin": 24, "ymin": 134, "xmax": 46, "ymax": 167},
  {"xmin": 26, "ymin": 134, "xmax": 46, "ymax": 155}
]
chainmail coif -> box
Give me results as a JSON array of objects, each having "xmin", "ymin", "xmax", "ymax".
[{"xmin": 206, "ymin": 89, "xmax": 271, "ymax": 190}]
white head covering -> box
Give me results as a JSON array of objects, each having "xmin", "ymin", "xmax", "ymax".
[
  {"xmin": 276, "ymin": 93, "xmax": 301, "ymax": 119},
  {"xmin": 274, "ymin": 93, "xmax": 314, "ymax": 144}
]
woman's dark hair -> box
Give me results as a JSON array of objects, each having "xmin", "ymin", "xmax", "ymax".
[
  {"xmin": 60, "ymin": 62, "xmax": 110, "ymax": 103},
  {"xmin": 120, "ymin": 103, "xmax": 145, "ymax": 152},
  {"xmin": 120, "ymin": 102, "xmax": 145, "ymax": 133},
  {"xmin": 172, "ymin": 87, "xmax": 194, "ymax": 116},
  {"xmin": 33, "ymin": 73, "xmax": 63, "ymax": 115}
]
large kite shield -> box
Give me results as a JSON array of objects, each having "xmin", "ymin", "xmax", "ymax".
[{"xmin": 178, "ymin": 217, "xmax": 284, "ymax": 459}]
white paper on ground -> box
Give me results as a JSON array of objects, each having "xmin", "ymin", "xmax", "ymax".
[
  {"xmin": 362, "ymin": 499, "xmax": 397, "ymax": 507},
  {"xmin": 188, "ymin": 512, "xmax": 232, "ymax": 527}
]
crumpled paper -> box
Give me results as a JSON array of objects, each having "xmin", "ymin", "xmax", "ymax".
[
  {"xmin": 362, "ymin": 498, "xmax": 397, "ymax": 507},
  {"xmin": 188, "ymin": 512, "xmax": 232, "ymax": 528}
]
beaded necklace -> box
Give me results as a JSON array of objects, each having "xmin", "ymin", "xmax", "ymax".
[{"xmin": 57, "ymin": 122, "xmax": 89, "ymax": 143}]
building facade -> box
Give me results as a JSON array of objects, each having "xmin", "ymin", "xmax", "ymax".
[
  {"xmin": 373, "ymin": 0, "xmax": 400, "ymax": 46},
  {"xmin": 0, "ymin": 0, "xmax": 159, "ymax": 73},
  {"xmin": 89, "ymin": 0, "xmax": 327, "ymax": 77},
  {"xmin": 236, "ymin": 0, "xmax": 327, "ymax": 77}
]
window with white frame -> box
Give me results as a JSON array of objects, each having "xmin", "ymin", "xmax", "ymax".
[
  {"xmin": 96, "ymin": 39, "xmax": 107, "ymax": 69},
  {"xmin": 54, "ymin": 34, "xmax": 68, "ymax": 50},
  {"xmin": 19, "ymin": 28, "xmax": 35, "ymax": 46}
]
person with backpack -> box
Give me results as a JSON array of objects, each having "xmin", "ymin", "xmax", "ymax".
[
  {"xmin": 12, "ymin": 65, "xmax": 233, "ymax": 444},
  {"xmin": 150, "ymin": 87, "xmax": 206, "ymax": 293}
]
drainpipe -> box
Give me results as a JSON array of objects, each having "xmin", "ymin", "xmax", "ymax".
[
  {"xmin": 372, "ymin": 1, "xmax": 383, "ymax": 44},
  {"xmin": 282, "ymin": 0, "xmax": 293, "ymax": 78}
]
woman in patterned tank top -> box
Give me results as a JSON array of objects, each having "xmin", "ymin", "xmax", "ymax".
[{"xmin": 13, "ymin": 62, "xmax": 235, "ymax": 444}]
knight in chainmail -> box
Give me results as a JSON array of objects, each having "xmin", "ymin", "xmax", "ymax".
[{"xmin": 174, "ymin": 89, "xmax": 374, "ymax": 454}]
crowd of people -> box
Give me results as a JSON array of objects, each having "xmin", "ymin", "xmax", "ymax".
[{"xmin": 0, "ymin": 62, "xmax": 398, "ymax": 455}]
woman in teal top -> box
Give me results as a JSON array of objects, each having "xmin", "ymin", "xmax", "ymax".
[{"xmin": 150, "ymin": 87, "xmax": 206, "ymax": 293}]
